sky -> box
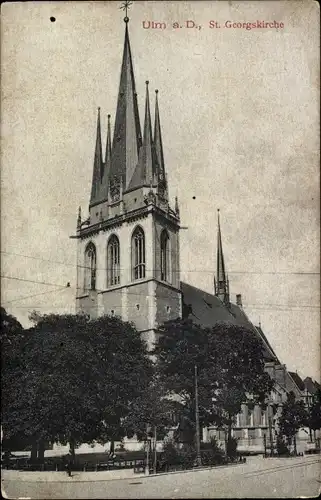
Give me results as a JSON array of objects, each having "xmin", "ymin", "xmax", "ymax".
[{"xmin": 1, "ymin": 1, "xmax": 320, "ymax": 380}]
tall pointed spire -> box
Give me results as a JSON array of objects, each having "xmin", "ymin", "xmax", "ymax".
[
  {"xmin": 154, "ymin": 90, "xmax": 166, "ymax": 180},
  {"xmin": 90, "ymin": 107, "xmax": 103, "ymax": 207},
  {"xmin": 215, "ymin": 209, "xmax": 229, "ymax": 305},
  {"xmin": 110, "ymin": 17, "xmax": 142, "ymax": 190},
  {"xmin": 129, "ymin": 81, "xmax": 154, "ymax": 189}
]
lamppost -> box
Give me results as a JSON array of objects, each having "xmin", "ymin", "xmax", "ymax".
[
  {"xmin": 144, "ymin": 423, "xmax": 152, "ymax": 475},
  {"xmin": 194, "ymin": 365, "xmax": 202, "ymax": 467},
  {"xmin": 153, "ymin": 425, "xmax": 157, "ymax": 474}
]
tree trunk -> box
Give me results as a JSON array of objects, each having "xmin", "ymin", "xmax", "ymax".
[
  {"xmin": 228, "ymin": 422, "xmax": 232, "ymax": 442},
  {"xmin": 287, "ymin": 436, "xmax": 291, "ymax": 453},
  {"xmin": 110, "ymin": 440, "xmax": 115, "ymax": 454},
  {"xmin": 293, "ymin": 434, "xmax": 297, "ymax": 456},
  {"xmin": 31, "ymin": 441, "xmax": 38, "ymax": 462},
  {"xmin": 70, "ymin": 437, "xmax": 76, "ymax": 462},
  {"xmin": 38, "ymin": 440, "xmax": 45, "ymax": 463}
]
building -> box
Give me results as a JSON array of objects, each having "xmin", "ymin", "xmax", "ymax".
[
  {"xmin": 72, "ymin": 12, "xmax": 315, "ymax": 454},
  {"xmin": 75, "ymin": 16, "xmax": 181, "ymax": 352}
]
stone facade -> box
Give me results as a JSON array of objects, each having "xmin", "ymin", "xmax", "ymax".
[{"xmin": 76, "ymin": 200, "xmax": 182, "ymax": 351}]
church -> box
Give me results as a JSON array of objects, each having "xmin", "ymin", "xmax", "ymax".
[{"xmin": 73, "ymin": 12, "xmax": 313, "ymax": 455}]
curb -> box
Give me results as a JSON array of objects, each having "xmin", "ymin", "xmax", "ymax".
[
  {"xmin": 1, "ymin": 462, "xmax": 245, "ymax": 484},
  {"xmin": 144, "ymin": 461, "xmax": 244, "ymax": 479}
]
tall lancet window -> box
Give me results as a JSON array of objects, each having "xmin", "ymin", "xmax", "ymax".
[
  {"xmin": 84, "ymin": 242, "xmax": 97, "ymax": 291},
  {"xmin": 107, "ymin": 235, "xmax": 120, "ymax": 286},
  {"xmin": 160, "ymin": 229, "xmax": 170, "ymax": 282},
  {"xmin": 132, "ymin": 226, "xmax": 145, "ymax": 280}
]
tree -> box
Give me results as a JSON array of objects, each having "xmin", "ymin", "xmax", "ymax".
[
  {"xmin": 2, "ymin": 313, "xmax": 153, "ymax": 461},
  {"xmin": 154, "ymin": 318, "xmax": 215, "ymax": 446},
  {"xmin": 122, "ymin": 374, "xmax": 175, "ymax": 442},
  {"xmin": 208, "ymin": 322, "xmax": 274, "ymax": 449},
  {"xmin": 278, "ymin": 391, "xmax": 308, "ymax": 455},
  {"xmin": 0, "ymin": 307, "xmax": 23, "ymax": 340},
  {"xmin": 154, "ymin": 318, "xmax": 274, "ymax": 454},
  {"xmin": 1, "ymin": 308, "xmax": 29, "ymax": 453}
]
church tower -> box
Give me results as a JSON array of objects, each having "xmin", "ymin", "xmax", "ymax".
[{"xmin": 74, "ymin": 13, "xmax": 182, "ymax": 349}]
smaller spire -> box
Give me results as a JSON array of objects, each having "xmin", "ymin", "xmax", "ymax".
[
  {"xmin": 128, "ymin": 80, "xmax": 154, "ymax": 190},
  {"xmin": 77, "ymin": 206, "xmax": 81, "ymax": 229},
  {"xmin": 215, "ymin": 209, "xmax": 229, "ymax": 305},
  {"xmin": 120, "ymin": 175, "xmax": 124, "ymax": 198},
  {"xmin": 90, "ymin": 107, "xmax": 103, "ymax": 207},
  {"xmin": 154, "ymin": 89, "xmax": 168, "ymax": 202},
  {"xmin": 107, "ymin": 179, "xmax": 112, "ymax": 202},
  {"xmin": 105, "ymin": 114, "xmax": 112, "ymax": 166},
  {"xmin": 175, "ymin": 196, "xmax": 180, "ymax": 216}
]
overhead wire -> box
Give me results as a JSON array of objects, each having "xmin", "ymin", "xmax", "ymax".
[
  {"xmin": 1, "ymin": 275, "xmax": 320, "ymax": 310},
  {"xmin": 1, "ymin": 250, "xmax": 319, "ymax": 275}
]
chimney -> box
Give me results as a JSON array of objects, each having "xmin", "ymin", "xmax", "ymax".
[{"xmin": 236, "ymin": 294, "xmax": 242, "ymax": 307}]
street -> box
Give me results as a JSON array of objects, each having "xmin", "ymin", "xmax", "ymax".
[{"xmin": 2, "ymin": 456, "xmax": 320, "ymax": 499}]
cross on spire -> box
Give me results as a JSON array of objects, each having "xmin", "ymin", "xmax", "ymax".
[{"xmin": 120, "ymin": 1, "xmax": 133, "ymax": 21}]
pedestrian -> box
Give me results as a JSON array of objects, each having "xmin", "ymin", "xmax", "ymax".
[{"xmin": 64, "ymin": 451, "xmax": 73, "ymax": 477}]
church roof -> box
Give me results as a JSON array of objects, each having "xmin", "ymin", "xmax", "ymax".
[
  {"xmin": 180, "ymin": 281, "xmax": 278, "ymax": 363},
  {"xmin": 288, "ymin": 371, "xmax": 305, "ymax": 392}
]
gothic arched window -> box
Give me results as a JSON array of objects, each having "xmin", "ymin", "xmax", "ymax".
[
  {"xmin": 107, "ymin": 235, "xmax": 120, "ymax": 286},
  {"xmin": 160, "ymin": 229, "xmax": 170, "ymax": 282},
  {"xmin": 84, "ymin": 242, "xmax": 96, "ymax": 291},
  {"xmin": 132, "ymin": 226, "xmax": 145, "ymax": 280}
]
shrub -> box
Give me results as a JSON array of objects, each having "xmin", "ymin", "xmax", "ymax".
[
  {"xmin": 276, "ymin": 434, "xmax": 290, "ymax": 456},
  {"xmin": 201, "ymin": 437, "xmax": 226, "ymax": 466},
  {"xmin": 179, "ymin": 444, "xmax": 196, "ymax": 469},
  {"xmin": 226, "ymin": 437, "xmax": 238, "ymax": 460},
  {"xmin": 161, "ymin": 440, "xmax": 181, "ymax": 467}
]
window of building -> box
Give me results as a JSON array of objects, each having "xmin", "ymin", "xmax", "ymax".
[
  {"xmin": 107, "ymin": 234, "xmax": 120, "ymax": 286},
  {"xmin": 132, "ymin": 226, "xmax": 145, "ymax": 280},
  {"xmin": 261, "ymin": 409, "xmax": 267, "ymax": 426},
  {"xmin": 160, "ymin": 229, "xmax": 170, "ymax": 282},
  {"xmin": 84, "ymin": 242, "xmax": 96, "ymax": 291}
]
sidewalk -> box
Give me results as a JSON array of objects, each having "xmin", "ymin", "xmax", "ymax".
[{"xmin": 3, "ymin": 455, "xmax": 319, "ymax": 483}]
